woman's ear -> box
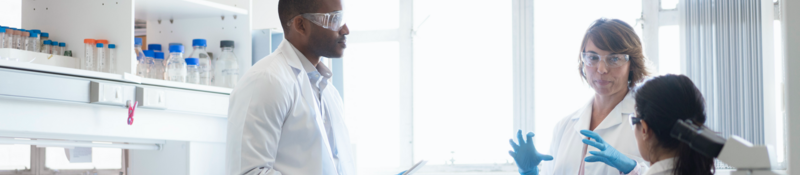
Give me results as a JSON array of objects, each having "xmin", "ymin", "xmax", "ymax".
[{"xmin": 640, "ymin": 120, "xmax": 650, "ymax": 141}]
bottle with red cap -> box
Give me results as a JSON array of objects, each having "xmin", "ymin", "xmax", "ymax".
[{"xmin": 83, "ymin": 39, "xmax": 96, "ymax": 71}]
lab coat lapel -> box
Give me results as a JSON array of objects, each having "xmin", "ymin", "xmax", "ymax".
[
  {"xmin": 594, "ymin": 92, "xmax": 634, "ymax": 131},
  {"xmin": 278, "ymin": 40, "xmax": 339, "ymax": 172}
]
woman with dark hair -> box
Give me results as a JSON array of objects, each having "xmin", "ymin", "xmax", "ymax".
[
  {"xmin": 508, "ymin": 18, "xmax": 650, "ymax": 175},
  {"xmin": 629, "ymin": 74, "xmax": 715, "ymax": 175}
]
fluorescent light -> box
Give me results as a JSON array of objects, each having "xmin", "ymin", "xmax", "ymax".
[{"xmin": 184, "ymin": 0, "xmax": 248, "ymax": 14}]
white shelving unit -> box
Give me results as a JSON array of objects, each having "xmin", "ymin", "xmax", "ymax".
[{"xmin": 0, "ymin": 0, "xmax": 253, "ymax": 174}]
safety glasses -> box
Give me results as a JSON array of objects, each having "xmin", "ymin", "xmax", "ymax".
[
  {"xmin": 299, "ymin": 11, "xmax": 346, "ymax": 32},
  {"xmin": 581, "ymin": 52, "xmax": 630, "ymax": 68},
  {"xmin": 629, "ymin": 113, "xmax": 641, "ymax": 130}
]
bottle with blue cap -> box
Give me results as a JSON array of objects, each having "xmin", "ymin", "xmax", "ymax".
[
  {"xmin": 135, "ymin": 38, "xmax": 146, "ymax": 77},
  {"xmin": 96, "ymin": 43, "xmax": 106, "ymax": 72},
  {"xmin": 166, "ymin": 45, "xmax": 187, "ymax": 82},
  {"xmin": 26, "ymin": 32, "xmax": 39, "ymax": 52},
  {"xmin": 0, "ymin": 27, "xmax": 6, "ymax": 49},
  {"xmin": 188, "ymin": 39, "xmax": 211, "ymax": 85},
  {"xmin": 185, "ymin": 57, "xmax": 200, "ymax": 84},
  {"xmin": 108, "ymin": 44, "xmax": 117, "ymax": 73},
  {"xmin": 42, "ymin": 40, "xmax": 52, "ymax": 54},
  {"xmin": 142, "ymin": 50, "xmax": 155, "ymax": 78},
  {"xmin": 152, "ymin": 51, "xmax": 166, "ymax": 80},
  {"xmin": 39, "ymin": 32, "xmax": 49, "ymax": 50},
  {"xmin": 148, "ymin": 44, "xmax": 162, "ymax": 52},
  {"xmin": 53, "ymin": 41, "xmax": 61, "ymax": 56},
  {"xmin": 58, "ymin": 42, "xmax": 66, "ymax": 56}
]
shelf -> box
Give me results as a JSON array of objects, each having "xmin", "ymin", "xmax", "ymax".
[
  {"xmin": 135, "ymin": 0, "xmax": 249, "ymax": 21},
  {"xmin": 140, "ymin": 78, "xmax": 232, "ymax": 94},
  {"xmin": 0, "ymin": 48, "xmax": 138, "ymax": 83}
]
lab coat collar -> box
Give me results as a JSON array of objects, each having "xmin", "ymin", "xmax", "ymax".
[
  {"xmin": 278, "ymin": 39, "xmax": 307, "ymax": 77},
  {"xmin": 573, "ymin": 91, "xmax": 635, "ymax": 132},
  {"xmin": 645, "ymin": 157, "xmax": 675, "ymax": 175},
  {"xmin": 286, "ymin": 39, "xmax": 333, "ymax": 91}
]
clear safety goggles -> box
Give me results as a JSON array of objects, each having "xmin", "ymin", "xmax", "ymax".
[
  {"xmin": 300, "ymin": 11, "xmax": 346, "ymax": 32},
  {"xmin": 629, "ymin": 113, "xmax": 642, "ymax": 130},
  {"xmin": 581, "ymin": 52, "xmax": 630, "ymax": 68}
]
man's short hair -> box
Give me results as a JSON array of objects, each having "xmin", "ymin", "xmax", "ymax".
[{"xmin": 278, "ymin": 0, "xmax": 321, "ymax": 31}]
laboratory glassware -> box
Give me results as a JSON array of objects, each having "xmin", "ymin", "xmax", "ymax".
[{"xmin": 166, "ymin": 45, "xmax": 187, "ymax": 82}]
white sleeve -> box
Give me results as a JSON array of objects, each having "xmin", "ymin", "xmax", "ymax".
[{"xmin": 234, "ymin": 73, "xmax": 292, "ymax": 175}]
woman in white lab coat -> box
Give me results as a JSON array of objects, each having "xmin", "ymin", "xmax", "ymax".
[
  {"xmin": 629, "ymin": 74, "xmax": 715, "ymax": 175},
  {"xmin": 508, "ymin": 18, "xmax": 651, "ymax": 175}
]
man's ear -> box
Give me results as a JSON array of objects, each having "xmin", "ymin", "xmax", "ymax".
[{"xmin": 291, "ymin": 16, "xmax": 309, "ymax": 36}]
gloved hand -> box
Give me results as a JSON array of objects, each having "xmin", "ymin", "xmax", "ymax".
[
  {"xmin": 509, "ymin": 130, "xmax": 554, "ymax": 175},
  {"xmin": 396, "ymin": 170, "xmax": 407, "ymax": 175},
  {"xmin": 580, "ymin": 130, "xmax": 637, "ymax": 174}
]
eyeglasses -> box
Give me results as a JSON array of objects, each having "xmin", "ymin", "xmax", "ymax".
[
  {"xmin": 629, "ymin": 113, "xmax": 642, "ymax": 130},
  {"xmin": 581, "ymin": 52, "xmax": 630, "ymax": 68},
  {"xmin": 295, "ymin": 11, "xmax": 346, "ymax": 32}
]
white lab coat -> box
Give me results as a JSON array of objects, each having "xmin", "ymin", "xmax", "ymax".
[
  {"xmin": 642, "ymin": 158, "xmax": 674, "ymax": 175},
  {"xmin": 226, "ymin": 40, "xmax": 355, "ymax": 175},
  {"xmin": 540, "ymin": 92, "xmax": 648, "ymax": 175}
]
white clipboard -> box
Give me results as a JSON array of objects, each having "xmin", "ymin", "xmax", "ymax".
[{"xmin": 402, "ymin": 160, "xmax": 428, "ymax": 175}]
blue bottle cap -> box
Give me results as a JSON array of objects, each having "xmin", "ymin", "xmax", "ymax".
[
  {"xmin": 192, "ymin": 39, "xmax": 207, "ymax": 47},
  {"xmin": 41, "ymin": 32, "xmax": 49, "ymax": 37},
  {"xmin": 59, "ymin": 42, "xmax": 66, "ymax": 47},
  {"xmin": 109, "ymin": 44, "xmax": 116, "ymax": 49},
  {"xmin": 29, "ymin": 29, "xmax": 41, "ymax": 34},
  {"xmin": 169, "ymin": 45, "xmax": 184, "ymax": 53},
  {"xmin": 148, "ymin": 44, "xmax": 162, "ymax": 51},
  {"xmin": 96, "ymin": 43, "xmax": 104, "ymax": 47},
  {"xmin": 43, "ymin": 40, "xmax": 51, "ymax": 45},
  {"xmin": 0, "ymin": 28, "xmax": 5, "ymax": 33},
  {"xmin": 143, "ymin": 50, "xmax": 154, "ymax": 57},
  {"xmin": 29, "ymin": 32, "xmax": 38, "ymax": 37},
  {"xmin": 154, "ymin": 52, "xmax": 165, "ymax": 59},
  {"xmin": 51, "ymin": 41, "xmax": 58, "ymax": 45},
  {"xmin": 135, "ymin": 38, "xmax": 142, "ymax": 45},
  {"xmin": 169, "ymin": 43, "xmax": 182, "ymax": 46},
  {"xmin": 185, "ymin": 58, "xmax": 199, "ymax": 65}
]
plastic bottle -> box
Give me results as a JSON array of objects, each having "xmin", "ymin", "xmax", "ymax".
[
  {"xmin": 108, "ymin": 44, "xmax": 117, "ymax": 74},
  {"xmin": 83, "ymin": 39, "xmax": 96, "ymax": 71},
  {"xmin": 166, "ymin": 45, "xmax": 187, "ymax": 82},
  {"xmin": 148, "ymin": 44, "xmax": 162, "ymax": 52},
  {"xmin": 185, "ymin": 58, "xmax": 200, "ymax": 84},
  {"xmin": 135, "ymin": 38, "xmax": 146, "ymax": 77},
  {"xmin": 42, "ymin": 40, "xmax": 51, "ymax": 54},
  {"xmin": 50, "ymin": 41, "xmax": 58, "ymax": 55},
  {"xmin": 0, "ymin": 27, "xmax": 5, "ymax": 48},
  {"xmin": 187, "ymin": 39, "xmax": 211, "ymax": 85},
  {"xmin": 58, "ymin": 42, "xmax": 66, "ymax": 56},
  {"xmin": 96, "ymin": 43, "xmax": 105, "ymax": 72},
  {"xmin": 19, "ymin": 30, "xmax": 28, "ymax": 50},
  {"xmin": 142, "ymin": 50, "xmax": 155, "ymax": 78},
  {"xmin": 39, "ymin": 32, "xmax": 49, "ymax": 50},
  {"xmin": 27, "ymin": 32, "xmax": 39, "ymax": 52},
  {"xmin": 214, "ymin": 40, "xmax": 239, "ymax": 88},
  {"xmin": 152, "ymin": 52, "xmax": 165, "ymax": 80},
  {"xmin": 3, "ymin": 28, "xmax": 11, "ymax": 48}
]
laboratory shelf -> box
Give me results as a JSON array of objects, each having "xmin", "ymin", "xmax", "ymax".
[
  {"xmin": 0, "ymin": 48, "xmax": 138, "ymax": 84},
  {"xmin": 135, "ymin": 0, "xmax": 249, "ymax": 21},
  {"xmin": 140, "ymin": 78, "xmax": 232, "ymax": 94}
]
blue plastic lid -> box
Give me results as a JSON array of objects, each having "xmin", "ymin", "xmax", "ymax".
[
  {"xmin": 135, "ymin": 38, "xmax": 142, "ymax": 45},
  {"xmin": 143, "ymin": 50, "xmax": 154, "ymax": 57},
  {"xmin": 41, "ymin": 32, "xmax": 48, "ymax": 37},
  {"xmin": 154, "ymin": 52, "xmax": 165, "ymax": 59},
  {"xmin": 192, "ymin": 39, "xmax": 207, "ymax": 47},
  {"xmin": 0, "ymin": 28, "xmax": 5, "ymax": 33},
  {"xmin": 169, "ymin": 45, "xmax": 184, "ymax": 53},
  {"xmin": 148, "ymin": 44, "xmax": 162, "ymax": 51},
  {"xmin": 29, "ymin": 32, "xmax": 38, "ymax": 37},
  {"xmin": 29, "ymin": 29, "xmax": 40, "ymax": 33},
  {"xmin": 185, "ymin": 58, "xmax": 199, "ymax": 65},
  {"xmin": 51, "ymin": 41, "xmax": 58, "ymax": 45},
  {"xmin": 59, "ymin": 42, "xmax": 65, "ymax": 47},
  {"xmin": 43, "ymin": 40, "xmax": 51, "ymax": 44},
  {"xmin": 96, "ymin": 43, "xmax": 104, "ymax": 47},
  {"xmin": 109, "ymin": 44, "xmax": 116, "ymax": 49},
  {"xmin": 169, "ymin": 43, "xmax": 182, "ymax": 46}
]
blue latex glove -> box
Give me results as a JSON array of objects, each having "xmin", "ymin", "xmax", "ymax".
[
  {"xmin": 580, "ymin": 130, "xmax": 637, "ymax": 174},
  {"xmin": 396, "ymin": 170, "xmax": 407, "ymax": 175},
  {"xmin": 509, "ymin": 130, "xmax": 554, "ymax": 175}
]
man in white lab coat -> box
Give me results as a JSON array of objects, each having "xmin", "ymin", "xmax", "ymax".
[{"xmin": 225, "ymin": 0, "xmax": 354, "ymax": 174}]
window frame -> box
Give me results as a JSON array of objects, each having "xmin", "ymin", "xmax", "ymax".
[{"xmin": 0, "ymin": 146, "xmax": 126, "ymax": 175}]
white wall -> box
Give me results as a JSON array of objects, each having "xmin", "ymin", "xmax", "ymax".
[
  {"xmin": 251, "ymin": 0, "xmax": 281, "ymax": 30},
  {"xmin": 0, "ymin": 0, "xmax": 21, "ymax": 28},
  {"xmin": 782, "ymin": 0, "xmax": 800, "ymax": 173}
]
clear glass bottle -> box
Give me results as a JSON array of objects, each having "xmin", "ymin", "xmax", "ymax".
[
  {"xmin": 142, "ymin": 50, "xmax": 155, "ymax": 78},
  {"xmin": 83, "ymin": 39, "xmax": 95, "ymax": 71},
  {"xmin": 214, "ymin": 40, "xmax": 239, "ymax": 88},
  {"xmin": 108, "ymin": 44, "xmax": 117, "ymax": 74},
  {"xmin": 166, "ymin": 45, "xmax": 187, "ymax": 82},
  {"xmin": 135, "ymin": 38, "xmax": 146, "ymax": 77},
  {"xmin": 188, "ymin": 39, "xmax": 211, "ymax": 85},
  {"xmin": 152, "ymin": 52, "xmax": 165, "ymax": 80},
  {"xmin": 42, "ymin": 40, "xmax": 51, "ymax": 54},
  {"xmin": 96, "ymin": 43, "xmax": 105, "ymax": 72},
  {"xmin": 185, "ymin": 58, "xmax": 200, "ymax": 84},
  {"xmin": 58, "ymin": 42, "xmax": 66, "ymax": 56}
]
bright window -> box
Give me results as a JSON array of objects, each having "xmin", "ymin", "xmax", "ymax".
[
  {"xmin": 412, "ymin": 0, "xmax": 513, "ymax": 166},
  {"xmin": 533, "ymin": 0, "xmax": 642, "ymax": 154},
  {"xmin": 0, "ymin": 144, "xmax": 30, "ymax": 170},
  {"xmin": 658, "ymin": 25, "xmax": 681, "ymax": 75},
  {"xmin": 45, "ymin": 147, "xmax": 122, "ymax": 170},
  {"xmin": 342, "ymin": 0, "xmax": 399, "ymax": 31},
  {"xmin": 773, "ymin": 19, "xmax": 785, "ymax": 165}
]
